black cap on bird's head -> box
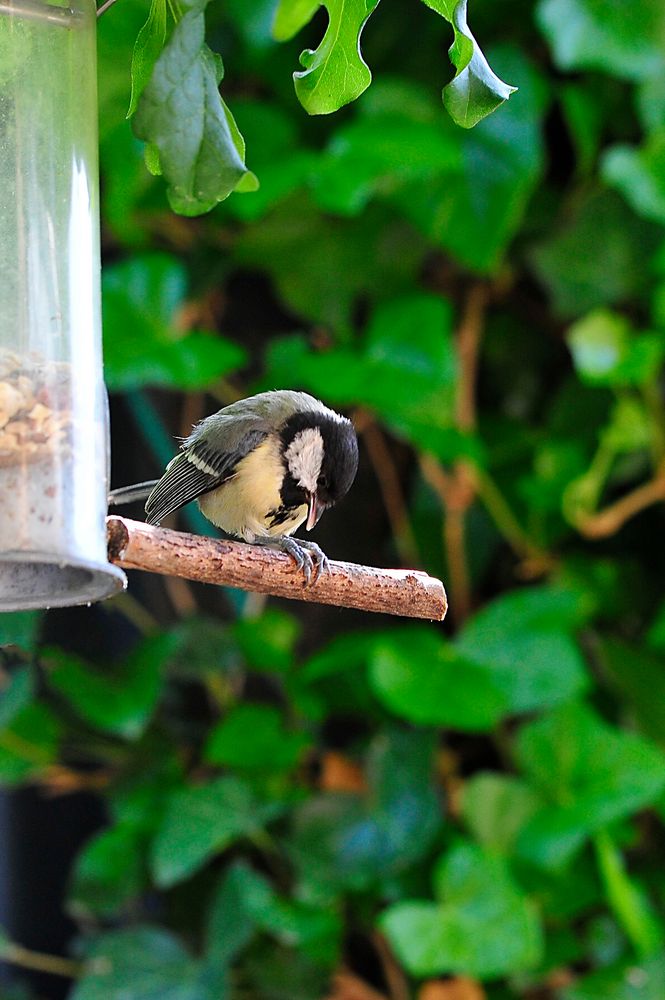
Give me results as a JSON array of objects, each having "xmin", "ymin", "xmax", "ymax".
[{"xmin": 280, "ymin": 409, "xmax": 358, "ymax": 530}]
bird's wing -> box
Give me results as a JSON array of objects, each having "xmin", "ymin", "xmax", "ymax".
[{"xmin": 144, "ymin": 424, "xmax": 268, "ymax": 525}]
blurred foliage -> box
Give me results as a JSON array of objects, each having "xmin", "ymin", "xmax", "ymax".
[
  {"xmin": 3, "ymin": 0, "xmax": 665, "ymax": 998},
  {"xmin": 127, "ymin": 0, "xmax": 516, "ymax": 214}
]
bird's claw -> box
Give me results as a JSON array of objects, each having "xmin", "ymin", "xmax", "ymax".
[{"xmin": 280, "ymin": 537, "xmax": 329, "ymax": 586}]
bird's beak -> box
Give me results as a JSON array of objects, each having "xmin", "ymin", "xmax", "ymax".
[{"xmin": 306, "ymin": 492, "xmax": 321, "ymax": 531}]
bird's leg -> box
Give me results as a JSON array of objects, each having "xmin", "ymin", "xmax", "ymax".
[{"xmin": 251, "ymin": 536, "xmax": 329, "ymax": 585}]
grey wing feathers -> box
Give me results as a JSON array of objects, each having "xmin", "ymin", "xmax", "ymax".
[{"xmin": 145, "ymin": 424, "xmax": 268, "ymax": 525}]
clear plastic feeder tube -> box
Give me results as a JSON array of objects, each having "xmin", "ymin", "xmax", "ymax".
[{"xmin": 0, "ymin": 0, "xmax": 125, "ymax": 608}]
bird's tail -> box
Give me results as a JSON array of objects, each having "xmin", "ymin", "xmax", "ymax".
[{"xmin": 108, "ymin": 481, "xmax": 159, "ymax": 508}]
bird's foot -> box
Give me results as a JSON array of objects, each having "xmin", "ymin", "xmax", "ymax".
[{"xmin": 255, "ymin": 536, "xmax": 329, "ymax": 585}]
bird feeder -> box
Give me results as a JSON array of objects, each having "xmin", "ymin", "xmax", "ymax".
[{"xmin": 0, "ymin": 0, "xmax": 125, "ymax": 608}]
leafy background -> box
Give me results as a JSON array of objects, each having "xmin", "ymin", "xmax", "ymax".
[{"xmin": 3, "ymin": 0, "xmax": 665, "ymax": 998}]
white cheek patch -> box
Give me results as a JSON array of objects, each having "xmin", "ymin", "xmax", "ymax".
[{"xmin": 285, "ymin": 427, "xmax": 324, "ymax": 494}]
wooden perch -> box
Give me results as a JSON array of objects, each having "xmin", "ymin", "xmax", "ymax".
[{"xmin": 107, "ymin": 516, "xmax": 447, "ymax": 621}]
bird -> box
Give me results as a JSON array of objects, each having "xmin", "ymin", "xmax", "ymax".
[{"xmin": 108, "ymin": 390, "xmax": 359, "ymax": 584}]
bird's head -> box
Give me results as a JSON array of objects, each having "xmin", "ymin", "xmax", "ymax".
[{"xmin": 281, "ymin": 410, "xmax": 358, "ymax": 530}]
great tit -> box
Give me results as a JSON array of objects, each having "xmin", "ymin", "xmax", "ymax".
[{"xmin": 109, "ymin": 390, "xmax": 359, "ymax": 583}]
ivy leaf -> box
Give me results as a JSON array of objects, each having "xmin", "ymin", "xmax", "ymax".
[
  {"xmin": 46, "ymin": 633, "xmax": 176, "ymax": 740},
  {"xmin": 68, "ymin": 824, "xmax": 148, "ymax": 920},
  {"xmin": 602, "ymin": 129, "xmax": 665, "ymax": 226},
  {"xmin": 293, "ymin": 0, "xmax": 381, "ymax": 115},
  {"xmin": 103, "ymin": 254, "xmax": 247, "ymax": 391},
  {"xmin": 369, "ymin": 629, "xmax": 507, "ymax": 731},
  {"xmin": 150, "ymin": 776, "xmax": 281, "ymax": 887},
  {"xmin": 536, "ymin": 0, "xmax": 665, "ymax": 82},
  {"xmin": 127, "ymin": 0, "xmax": 167, "ymax": 118},
  {"xmin": 567, "ymin": 310, "xmax": 665, "ymax": 387},
  {"xmin": 461, "ymin": 773, "xmax": 541, "ymax": 854},
  {"xmin": 0, "ymin": 612, "xmax": 40, "ymax": 652},
  {"xmin": 203, "ymin": 703, "xmax": 309, "ymax": 773},
  {"xmin": 272, "ymin": 0, "xmax": 321, "ymax": 41},
  {"xmin": 71, "ymin": 927, "xmax": 221, "ymax": 1000},
  {"xmin": 596, "ymin": 638, "xmax": 665, "ymax": 746},
  {"xmin": 133, "ymin": 0, "xmax": 257, "ymax": 215},
  {"xmin": 0, "ymin": 703, "xmax": 61, "ymax": 784},
  {"xmin": 393, "ymin": 48, "xmax": 545, "ymax": 272},
  {"xmin": 380, "ymin": 842, "xmax": 543, "ymax": 979},
  {"xmin": 422, "ymin": 0, "xmax": 517, "ymax": 127},
  {"xmin": 0, "ymin": 667, "xmax": 34, "ymax": 731},
  {"xmin": 515, "ymin": 701, "xmax": 665, "ymax": 868},
  {"xmin": 530, "ymin": 189, "xmax": 662, "ymax": 318},
  {"xmin": 561, "ymin": 955, "xmax": 665, "ymax": 1000},
  {"xmin": 454, "ymin": 584, "xmax": 590, "ymax": 714},
  {"xmin": 291, "ymin": 729, "xmax": 442, "ymax": 891},
  {"xmin": 207, "ymin": 860, "xmax": 341, "ymax": 965}
]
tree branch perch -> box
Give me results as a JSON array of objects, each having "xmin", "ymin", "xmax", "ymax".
[{"xmin": 106, "ymin": 517, "xmax": 447, "ymax": 621}]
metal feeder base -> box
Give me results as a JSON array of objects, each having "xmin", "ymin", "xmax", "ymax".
[{"xmin": 0, "ymin": 551, "xmax": 126, "ymax": 611}]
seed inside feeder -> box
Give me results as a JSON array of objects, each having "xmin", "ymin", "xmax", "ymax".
[{"xmin": 0, "ymin": 350, "xmax": 79, "ymax": 552}]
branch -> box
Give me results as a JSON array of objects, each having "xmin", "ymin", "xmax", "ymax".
[{"xmin": 107, "ymin": 517, "xmax": 447, "ymax": 621}]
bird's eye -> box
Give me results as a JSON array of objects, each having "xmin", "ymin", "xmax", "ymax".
[{"xmin": 317, "ymin": 474, "xmax": 328, "ymax": 490}]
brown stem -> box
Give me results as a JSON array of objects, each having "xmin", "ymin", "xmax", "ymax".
[
  {"xmin": 0, "ymin": 941, "xmax": 83, "ymax": 979},
  {"xmin": 372, "ymin": 932, "xmax": 411, "ymax": 1000},
  {"xmin": 443, "ymin": 505, "xmax": 472, "ymax": 624},
  {"xmin": 455, "ymin": 283, "xmax": 489, "ymax": 433},
  {"xmin": 96, "ymin": 0, "xmax": 119, "ymax": 16},
  {"xmin": 576, "ymin": 474, "xmax": 665, "ymax": 539},
  {"xmin": 359, "ymin": 415, "xmax": 421, "ymax": 567},
  {"xmin": 107, "ymin": 517, "xmax": 447, "ymax": 621}
]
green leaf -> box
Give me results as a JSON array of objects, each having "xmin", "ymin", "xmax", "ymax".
[
  {"xmin": 100, "ymin": 123, "xmax": 159, "ymax": 244},
  {"xmin": 422, "ymin": 0, "xmax": 517, "ymax": 127},
  {"xmin": 560, "ymin": 83, "xmax": 605, "ymax": 176},
  {"xmin": 292, "ymin": 0, "xmax": 381, "ymax": 115},
  {"xmin": 272, "ymin": 0, "xmax": 321, "ymax": 41},
  {"xmin": 461, "ymin": 773, "xmax": 541, "ymax": 853},
  {"xmin": 127, "ymin": 0, "xmax": 167, "ymax": 118},
  {"xmin": 204, "ymin": 703, "xmax": 309, "ymax": 772},
  {"xmin": 72, "ymin": 927, "xmax": 221, "ymax": 1000},
  {"xmin": 103, "ymin": 254, "xmax": 247, "ymax": 391},
  {"xmin": 602, "ymin": 397, "xmax": 653, "ymax": 453},
  {"xmin": 562, "ymin": 954, "xmax": 665, "ymax": 1000},
  {"xmin": 0, "ymin": 667, "xmax": 34, "ymax": 731},
  {"xmin": 454, "ymin": 585, "xmax": 590, "ymax": 714},
  {"xmin": 515, "ymin": 701, "xmax": 665, "ymax": 868},
  {"xmin": 133, "ymin": 0, "xmax": 256, "ymax": 215},
  {"xmin": 596, "ymin": 638, "xmax": 665, "ymax": 745},
  {"xmin": 0, "ymin": 702, "xmax": 61, "ymax": 783},
  {"xmin": 207, "ymin": 861, "xmax": 341, "ymax": 965},
  {"xmin": 369, "ymin": 629, "xmax": 507, "ymax": 731},
  {"xmin": 150, "ymin": 776, "xmax": 280, "ymax": 887},
  {"xmin": 380, "ymin": 842, "xmax": 543, "ymax": 979},
  {"xmin": 536, "ymin": 0, "xmax": 665, "ymax": 82},
  {"xmin": 262, "ymin": 293, "xmax": 464, "ymax": 459},
  {"xmin": 222, "ymin": 101, "xmax": 316, "ymax": 222},
  {"xmin": 637, "ymin": 66, "xmax": 665, "ymax": 132},
  {"xmin": 593, "ymin": 829, "xmax": 664, "ymax": 958},
  {"xmin": 68, "ymin": 824, "xmax": 147, "ymax": 919},
  {"xmin": 46, "ymin": 633, "xmax": 175, "ymax": 739},
  {"xmin": 311, "ymin": 114, "xmax": 462, "ymax": 215},
  {"xmin": 232, "ymin": 608, "xmax": 301, "ymax": 673},
  {"xmin": 291, "ymin": 729, "xmax": 442, "ymax": 891},
  {"xmin": 603, "ymin": 130, "xmax": 665, "ymax": 226},
  {"xmin": 530, "ymin": 189, "xmax": 662, "ymax": 318},
  {"xmin": 0, "ymin": 612, "xmax": 40, "ymax": 651},
  {"xmin": 567, "ymin": 310, "xmax": 630, "ymax": 384},
  {"xmin": 206, "ymin": 861, "xmax": 267, "ymax": 963},
  {"xmin": 235, "ymin": 194, "xmax": 427, "ymax": 333},
  {"xmin": 393, "ymin": 47, "xmax": 546, "ymax": 272},
  {"xmin": 567, "ymin": 310, "xmax": 665, "ymax": 387}
]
